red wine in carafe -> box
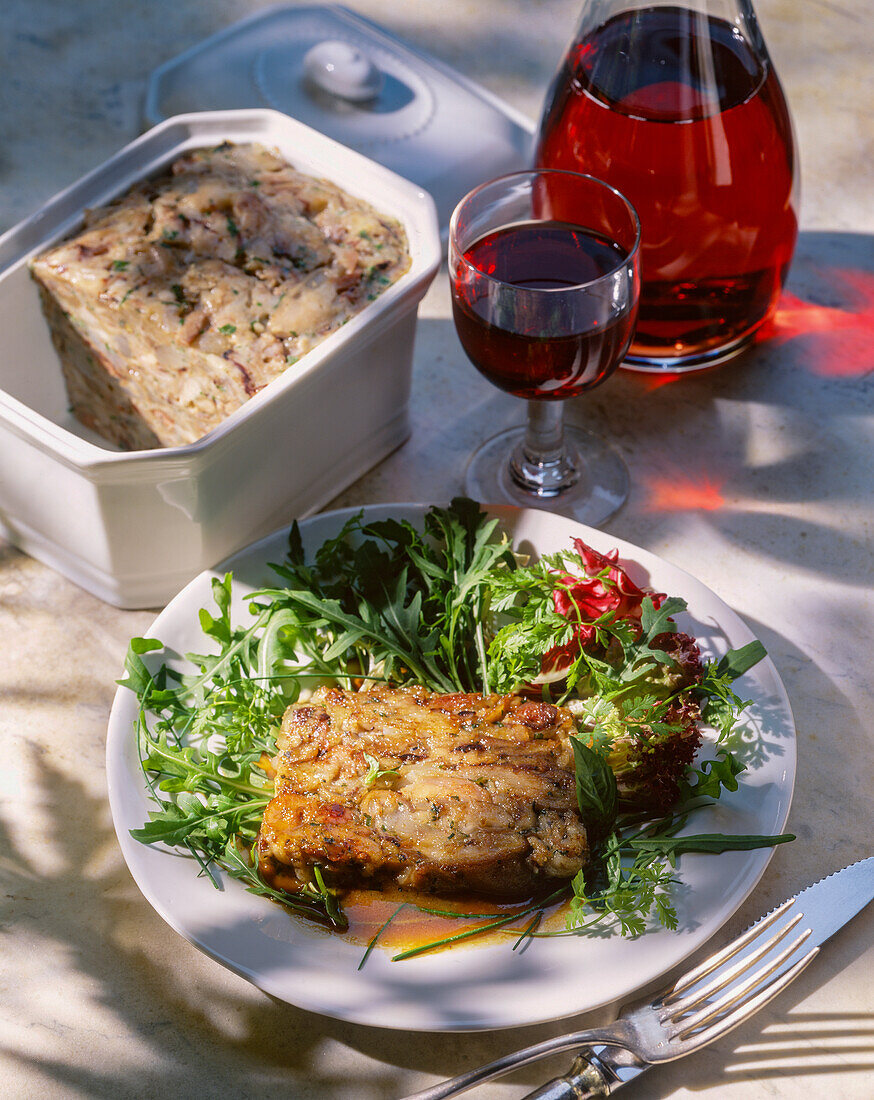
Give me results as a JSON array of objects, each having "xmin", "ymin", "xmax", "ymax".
[
  {"xmin": 452, "ymin": 221, "xmax": 635, "ymax": 400},
  {"xmin": 535, "ymin": 5, "xmax": 797, "ymax": 366}
]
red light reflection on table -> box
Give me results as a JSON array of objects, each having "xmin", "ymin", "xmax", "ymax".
[
  {"xmin": 634, "ymin": 268, "xmax": 873, "ymax": 515},
  {"xmin": 756, "ymin": 270, "xmax": 874, "ymax": 377},
  {"xmin": 641, "ymin": 474, "xmax": 726, "ymax": 513},
  {"xmin": 633, "ymin": 371, "xmax": 686, "ymax": 392}
]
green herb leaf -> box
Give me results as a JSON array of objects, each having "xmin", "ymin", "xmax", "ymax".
[
  {"xmin": 571, "ymin": 738, "xmax": 618, "ymax": 845},
  {"xmin": 640, "ymin": 595, "xmax": 686, "ymax": 642},
  {"xmin": 116, "ymin": 636, "xmax": 165, "ymax": 695},
  {"xmin": 714, "ymin": 641, "xmax": 767, "ymax": 682},
  {"xmin": 625, "ymin": 832, "xmax": 796, "ymax": 855},
  {"xmin": 358, "ymin": 903, "xmax": 405, "ymax": 969},
  {"xmin": 363, "ymin": 753, "xmax": 399, "ymax": 787},
  {"xmin": 680, "ymin": 749, "xmax": 745, "ymax": 801}
]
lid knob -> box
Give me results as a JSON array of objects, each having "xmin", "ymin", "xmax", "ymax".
[{"xmin": 302, "ymin": 39, "xmax": 384, "ymax": 102}]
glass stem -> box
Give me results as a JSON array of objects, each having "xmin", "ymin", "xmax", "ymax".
[{"xmin": 509, "ymin": 400, "xmax": 580, "ymax": 497}]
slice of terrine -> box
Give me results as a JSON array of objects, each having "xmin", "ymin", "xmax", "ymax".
[
  {"xmin": 30, "ymin": 142, "xmax": 410, "ymax": 449},
  {"xmin": 257, "ymin": 686, "xmax": 589, "ymax": 899}
]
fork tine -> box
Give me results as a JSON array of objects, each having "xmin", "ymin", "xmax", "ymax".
[
  {"xmin": 665, "ymin": 898, "xmax": 796, "ymax": 1000},
  {"xmin": 664, "ymin": 928, "xmax": 813, "ymax": 1037},
  {"xmin": 667, "ymin": 947, "xmax": 819, "ymax": 1054},
  {"xmin": 662, "ymin": 911, "xmax": 806, "ymax": 1018}
]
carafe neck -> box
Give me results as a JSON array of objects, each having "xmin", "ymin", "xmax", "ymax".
[{"xmin": 569, "ymin": 0, "xmax": 767, "ymax": 59}]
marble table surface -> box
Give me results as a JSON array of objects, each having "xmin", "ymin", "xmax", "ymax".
[{"xmin": 2, "ymin": 1, "xmax": 872, "ymax": 1097}]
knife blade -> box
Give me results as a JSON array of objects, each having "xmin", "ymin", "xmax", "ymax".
[{"xmin": 535, "ymin": 857, "xmax": 874, "ymax": 1099}]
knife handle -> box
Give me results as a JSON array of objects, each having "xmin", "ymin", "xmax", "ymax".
[{"xmin": 520, "ymin": 1053, "xmax": 614, "ymax": 1099}]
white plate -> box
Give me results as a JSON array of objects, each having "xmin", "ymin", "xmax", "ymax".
[{"xmin": 106, "ymin": 504, "xmax": 796, "ymax": 1031}]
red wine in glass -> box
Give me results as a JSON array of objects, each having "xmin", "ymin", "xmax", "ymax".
[
  {"xmin": 449, "ymin": 170, "xmax": 640, "ymax": 527},
  {"xmin": 452, "ymin": 221, "xmax": 635, "ymax": 400},
  {"xmin": 535, "ymin": 4, "xmax": 798, "ymax": 369}
]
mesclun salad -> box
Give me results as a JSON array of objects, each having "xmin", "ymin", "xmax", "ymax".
[{"xmin": 120, "ymin": 499, "xmax": 793, "ymax": 961}]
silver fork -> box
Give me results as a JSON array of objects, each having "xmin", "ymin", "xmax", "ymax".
[{"xmin": 403, "ymin": 897, "xmax": 818, "ymax": 1100}]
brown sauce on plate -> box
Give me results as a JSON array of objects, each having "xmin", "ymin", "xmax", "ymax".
[{"xmin": 339, "ymin": 885, "xmax": 570, "ymax": 955}]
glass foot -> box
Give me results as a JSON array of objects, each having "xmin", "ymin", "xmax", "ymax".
[{"xmin": 464, "ymin": 424, "xmax": 629, "ymax": 527}]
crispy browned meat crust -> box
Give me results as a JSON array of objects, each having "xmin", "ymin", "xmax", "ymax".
[{"xmin": 257, "ymin": 686, "xmax": 589, "ymax": 899}]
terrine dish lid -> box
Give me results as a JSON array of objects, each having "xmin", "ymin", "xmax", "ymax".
[{"xmin": 144, "ymin": 3, "xmax": 535, "ymax": 232}]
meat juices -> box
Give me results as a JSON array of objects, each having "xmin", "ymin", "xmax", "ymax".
[{"xmin": 257, "ymin": 686, "xmax": 589, "ymax": 900}]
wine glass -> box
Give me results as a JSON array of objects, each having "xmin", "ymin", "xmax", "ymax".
[{"xmin": 449, "ymin": 169, "xmax": 640, "ymax": 525}]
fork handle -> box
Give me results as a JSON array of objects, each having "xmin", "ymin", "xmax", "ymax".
[
  {"xmin": 401, "ymin": 1030, "xmax": 623, "ymax": 1100},
  {"xmin": 520, "ymin": 1053, "xmax": 614, "ymax": 1099}
]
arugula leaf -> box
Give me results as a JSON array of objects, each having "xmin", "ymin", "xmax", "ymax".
[
  {"xmin": 131, "ymin": 791, "xmax": 268, "ymax": 846},
  {"xmin": 640, "ymin": 595, "xmax": 686, "ymax": 642},
  {"xmin": 255, "ymin": 608, "xmax": 301, "ymax": 686},
  {"xmin": 696, "ymin": 648, "xmax": 763, "ymax": 743},
  {"xmin": 625, "ymin": 832, "xmax": 796, "ymax": 855},
  {"xmin": 680, "ymin": 749, "xmax": 745, "ymax": 801},
  {"xmin": 257, "ymin": 581, "xmax": 453, "ymax": 690},
  {"xmin": 198, "ymin": 574, "xmax": 233, "ymax": 645},
  {"xmin": 286, "ymin": 520, "xmax": 306, "ymax": 566},
  {"xmin": 117, "ymin": 637, "xmax": 165, "ymax": 696},
  {"xmin": 267, "ymin": 498, "xmax": 512, "ymax": 694},
  {"xmin": 714, "ymin": 640, "xmax": 767, "ymax": 682},
  {"xmin": 123, "ymin": 575, "xmax": 347, "ymax": 927}
]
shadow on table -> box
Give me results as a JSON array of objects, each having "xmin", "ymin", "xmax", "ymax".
[
  {"xmin": 1, "ymin": 609, "xmax": 872, "ymax": 1099},
  {"xmin": 395, "ymin": 230, "xmax": 874, "ymax": 588},
  {"xmin": 601, "ymin": 231, "xmax": 874, "ymax": 582}
]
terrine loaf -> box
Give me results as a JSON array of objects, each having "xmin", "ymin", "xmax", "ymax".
[
  {"xmin": 30, "ymin": 142, "xmax": 411, "ymax": 449},
  {"xmin": 257, "ymin": 686, "xmax": 588, "ymax": 899}
]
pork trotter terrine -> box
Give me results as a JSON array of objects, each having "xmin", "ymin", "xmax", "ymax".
[
  {"xmin": 257, "ymin": 686, "xmax": 589, "ymax": 900},
  {"xmin": 30, "ymin": 142, "xmax": 411, "ymax": 449}
]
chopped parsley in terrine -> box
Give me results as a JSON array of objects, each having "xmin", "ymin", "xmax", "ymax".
[{"xmin": 30, "ymin": 142, "xmax": 411, "ymax": 449}]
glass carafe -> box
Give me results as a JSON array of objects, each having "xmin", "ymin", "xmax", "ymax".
[{"xmin": 534, "ymin": 0, "xmax": 798, "ymax": 371}]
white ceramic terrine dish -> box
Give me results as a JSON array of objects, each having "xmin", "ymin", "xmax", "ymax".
[{"xmin": 0, "ymin": 109, "xmax": 441, "ymax": 608}]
